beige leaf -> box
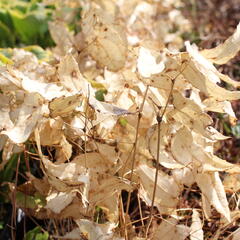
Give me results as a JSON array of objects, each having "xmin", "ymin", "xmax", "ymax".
[
  {"xmin": 196, "ymin": 172, "xmax": 231, "ymax": 222},
  {"xmin": 191, "ymin": 143, "xmax": 240, "ymax": 173},
  {"xmin": 232, "ymin": 228, "xmax": 240, "ymax": 240},
  {"xmin": 42, "ymin": 157, "xmax": 89, "ymax": 185},
  {"xmin": 55, "ymin": 136, "xmax": 72, "ymax": 163},
  {"xmin": 58, "ymin": 54, "xmax": 88, "ymax": 93},
  {"xmin": 2, "ymin": 94, "xmax": 45, "ymax": 143},
  {"xmin": 181, "ymin": 50, "xmax": 240, "ymax": 101},
  {"xmin": 137, "ymin": 164, "xmax": 181, "ymax": 213},
  {"xmin": 82, "ymin": 8, "xmax": 127, "ymax": 71},
  {"xmin": 171, "ymin": 126, "xmax": 193, "ymax": 166},
  {"xmin": 137, "ymin": 46, "xmax": 165, "ymax": 78},
  {"xmin": 172, "ymin": 91, "xmax": 213, "ymax": 137},
  {"xmin": 49, "ymin": 94, "xmax": 82, "ymax": 118},
  {"xmin": 0, "ymin": 94, "xmax": 14, "ymax": 133},
  {"xmin": 38, "ymin": 118, "xmax": 64, "ymax": 146},
  {"xmin": 148, "ymin": 123, "xmax": 183, "ymax": 169},
  {"xmin": 205, "ymin": 126, "xmax": 230, "ymax": 141},
  {"xmin": 203, "ymin": 98, "xmax": 236, "ymax": 118},
  {"xmin": 0, "ymin": 66, "xmax": 21, "ymax": 91},
  {"xmin": 153, "ymin": 218, "xmax": 190, "ymax": 240},
  {"xmin": 201, "ymin": 22, "xmax": 240, "ymax": 64},
  {"xmin": 57, "ymin": 228, "xmax": 81, "ymax": 239},
  {"xmin": 49, "ymin": 21, "xmax": 73, "ymax": 55},
  {"xmin": 75, "ymin": 219, "xmax": 115, "ymax": 240},
  {"xmin": 190, "ymin": 209, "xmax": 203, "ymax": 240},
  {"xmin": 17, "ymin": 69, "xmax": 65, "ymax": 100},
  {"xmin": 45, "ymin": 191, "xmax": 75, "ymax": 214},
  {"xmin": 73, "ymin": 152, "xmax": 114, "ymax": 173}
]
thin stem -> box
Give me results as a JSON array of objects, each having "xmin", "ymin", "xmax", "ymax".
[
  {"xmin": 145, "ymin": 62, "xmax": 188, "ymax": 237},
  {"xmin": 123, "ymin": 86, "xmax": 149, "ymax": 239},
  {"xmin": 126, "ymin": 85, "xmax": 149, "ymax": 215}
]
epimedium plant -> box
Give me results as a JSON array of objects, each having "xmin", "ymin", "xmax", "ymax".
[{"xmin": 1, "ymin": 0, "xmax": 240, "ymax": 239}]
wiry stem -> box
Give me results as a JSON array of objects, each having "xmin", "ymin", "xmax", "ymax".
[
  {"xmin": 124, "ymin": 85, "xmax": 149, "ymax": 239},
  {"xmin": 145, "ymin": 62, "xmax": 188, "ymax": 237}
]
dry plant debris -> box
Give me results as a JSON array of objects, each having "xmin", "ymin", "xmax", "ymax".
[{"xmin": 0, "ymin": 0, "xmax": 240, "ymax": 239}]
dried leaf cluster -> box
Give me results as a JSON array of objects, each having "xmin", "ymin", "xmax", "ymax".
[{"xmin": 1, "ymin": 0, "xmax": 240, "ymax": 239}]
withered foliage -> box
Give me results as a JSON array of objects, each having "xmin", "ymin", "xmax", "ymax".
[{"xmin": 1, "ymin": 0, "xmax": 240, "ymax": 239}]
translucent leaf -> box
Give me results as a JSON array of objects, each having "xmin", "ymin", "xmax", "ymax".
[
  {"xmin": 58, "ymin": 54, "xmax": 87, "ymax": 93},
  {"xmin": 171, "ymin": 126, "xmax": 193, "ymax": 166},
  {"xmin": 2, "ymin": 94, "xmax": 45, "ymax": 143},
  {"xmin": 181, "ymin": 45, "xmax": 240, "ymax": 101},
  {"xmin": 49, "ymin": 21, "xmax": 73, "ymax": 55},
  {"xmin": 153, "ymin": 217, "xmax": 190, "ymax": 240},
  {"xmin": 45, "ymin": 191, "xmax": 75, "ymax": 214},
  {"xmin": 137, "ymin": 164, "xmax": 181, "ymax": 213},
  {"xmin": 137, "ymin": 47, "xmax": 165, "ymax": 78},
  {"xmin": 148, "ymin": 123, "xmax": 183, "ymax": 169},
  {"xmin": 49, "ymin": 94, "xmax": 82, "ymax": 118},
  {"xmin": 81, "ymin": 8, "xmax": 127, "ymax": 71},
  {"xmin": 201, "ymin": 22, "xmax": 240, "ymax": 64},
  {"xmin": 196, "ymin": 172, "xmax": 231, "ymax": 222},
  {"xmin": 190, "ymin": 209, "xmax": 203, "ymax": 240},
  {"xmin": 232, "ymin": 228, "xmax": 240, "ymax": 240},
  {"xmin": 203, "ymin": 98, "xmax": 236, "ymax": 118},
  {"xmin": 75, "ymin": 219, "xmax": 115, "ymax": 240}
]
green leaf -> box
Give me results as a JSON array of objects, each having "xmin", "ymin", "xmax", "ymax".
[
  {"xmin": 16, "ymin": 191, "xmax": 46, "ymax": 209},
  {"xmin": 0, "ymin": 52, "xmax": 14, "ymax": 65},
  {"xmin": 25, "ymin": 226, "xmax": 49, "ymax": 240},
  {"xmin": 0, "ymin": 21, "xmax": 15, "ymax": 47},
  {"xmin": 0, "ymin": 221, "xmax": 3, "ymax": 230},
  {"xmin": 0, "ymin": 47, "xmax": 13, "ymax": 58},
  {"xmin": 231, "ymin": 124, "xmax": 240, "ymax": 139},
  {"xmin": 23, "ymin": 45, "xmax": 51, "ymax": 61},
  {"xmin": 9, "ymin": 10, "xmax": 45, "ymax": 44},
  {"xmin": 95, "ymin": 89, "xmax": 107, "ymax": 102},
  {"xmin": 119, "ymin": 117, "xmax": 128, "ymax": 127},
  {"xmin": 0, "ymin": 153, "xmax": 18, "ymax": 182}
]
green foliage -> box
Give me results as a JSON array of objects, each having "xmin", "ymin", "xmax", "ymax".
[
  {"xmin": 119, "ymin": 117, "xmax": 128, "ymax": 127},
  {"xmin": 94, "ymin": 206, "xmax": 108, "ymax": 224},
  {"xmin": 181, "ymin": 31, "xmax": 201, "ymax": 45},
  {"xmin": 231, "ymin": 124, "xmax": 240, "ymax": 139},
  {"xmin": 0, "ymin": 0, "xmax": 55, "ymax": 48},
  {"xmin": 24, "ymin": 227, "xmax": 49, "ymax": 240},
  {"xmin": 95, "ymin": 89, "xmax": 108, "ymax": 102},
  {"xmin": 16, "ymin": 191, "xmax": 46, "ymax": 209}
]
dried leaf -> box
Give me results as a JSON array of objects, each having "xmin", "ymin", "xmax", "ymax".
[
  {"xmin": 58, "ymin": 54, "xmax": 87, "ymax": 93},
  {"xmin": 82, "ymin": 8, "xmax": 127, "ymax": 71},
  {"xmin": 190, "ymin": 209, "xmax": 203, "ymax": 240},
  {"xmin": 201, "ymin": 22, "xmax": 240, "ymax": 64},
  {"xmin": 137, "ymin": 46, "xmax": 165, "ymax": 78},
  {"xmin": 45, "ymin": 191, "xmax": 76, "ymax": 214},
  {"xmin": 196, "ymin": 172, "xmax": 231, "ymax": 222},
  {"xmin": 49, "ymin": 21, "xmax": 73, "ymax": 55},
  {"xmin": 153, "ymin": 218, "xmax": 190, "ymax": 240},
  {"xmin": 75, "ymin": 219, "xmax": 115, "ymax": 240},
  {"xmin": 137, "ymin": 164, "xmax": 181, "ymax": 213},
  {"xmin": 49, "ymin": 94, "xmax": 82, "ymax": 118},
  {"xmin": 2, "ymin": 94, "xmax": 45, "ymax": 143},
  {"xmin": 181, "ymin": 45, "xmax": 240, "ymax": 101}
]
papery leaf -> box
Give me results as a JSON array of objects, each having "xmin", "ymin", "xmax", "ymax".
[
  {"xmin": 190, "ymin": 209, "xmax": 203, "ymax": 240},
  {"xmin": 201, "ymin": 22, "xmax": 240, "ymax": 64},
  {"xmin": 137, "ymin": 164, "xmax": 181, "ymax": 213},
  {"xmin": 196, "ymin": 172, "xmax": 231, "ymax": 222},
  {"xmin": 137, "ymin": 46, "xmax": 165, "ymax": 78},
  {"xmin": 45, "ymin": 191, "xmax": 75, "ymax": 214},
  {"xmin": 81, "ymin": 8, "xmax": 127, "ymax": 71},
  {"xmin": 153, "ymin": 217, "xmax": 190, "ymax": 240}
]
